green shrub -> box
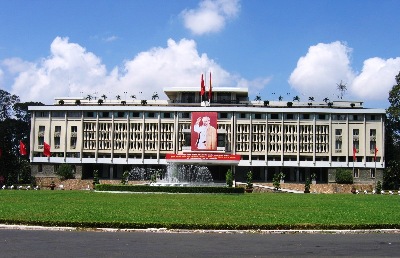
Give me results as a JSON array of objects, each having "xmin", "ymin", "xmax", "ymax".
[
  {"xmin": 121, "ymin": 170, "xmax": 129, "ymax": 185},
  {"xmin": 246, "ymin": 171, "xmax": 253, "ymax": 188},
  {"xmin": 55, "ymin": 164, "xmax": 75, "ymax": 180},
  {"xmin": 226, "ymin": 169, "xmax": 233, "ymax": 187},
  {"xmin": 335, "ymin": 168, "xmax": 353, "ymax": 184},
  {"xmin": 376, "ymin": 180, "xmax": 382, "ymax": 194},
  {"xmin": 272, "ymin": 173, "xmax": 281, "ymax": 190},
  {"xmin": 95, "ymin": 184, "xmax": 244, "ymax": 194}
]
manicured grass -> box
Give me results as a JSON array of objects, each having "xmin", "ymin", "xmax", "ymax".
[{"xmin": 1, "ymin": 190, "xmax": 400, "ymax": 230}]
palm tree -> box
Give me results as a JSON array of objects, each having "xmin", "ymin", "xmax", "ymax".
[
  {"xmin": 254, "ymin": 94, "xmax": 261, "ymax": 101},
  {"xmin": 278, "ymin": 95, "xmax": 283, "ymax": 101},
  {"xmin": 308, "ymin": 96, "xmax": 314, "ymax": 101},
  {"xmin": 293, "ymin": 95, "xmax": 300, "ymax": 102},
  {"xmin": 101, "ymin": 94, "xmax": 107, "ymax": 101},
  {"xmin": 152, "ymin": 92, "xmax": 159, "ymax": 100},
  {"xmin": 86, "ymin": 95, "xmax": 92, "ymax": 101},
  {"xmin": 131, "ymin": 95, "xmax": 136, "ymax": 99},
  {"xmin": 323, "ymin": 97, "xmax": 329, "ymax": 103},
  {"xmin": 337, "ymin": 80, "xmax": 347, "ymax": 99},
  {"xmin": 116, "ymin": 95, "xmax": 121, "ymax": 100}
]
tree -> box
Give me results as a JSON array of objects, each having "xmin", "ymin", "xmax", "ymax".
[
  {"xmin": 55, "ymin": 163, "xmax": 75, "ymax": 180},
  {"xmin": 337, "ymin": 80, "xmax": 347, "ymax": 99},
  {"xmin": 385, "ymin": 71, "xmax": 400, "ymax": 189},
  {"xmin": 0, "ymin": 89, "xmax": 20, "ymax": 121},
  {"xmin": 0, "ymin": 90, "xmax": 38, "ymax": 186}
]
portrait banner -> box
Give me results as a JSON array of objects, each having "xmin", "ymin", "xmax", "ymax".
[{"xmin": 191, "ymin": 112, "xmax": 218, "ymax": 151}]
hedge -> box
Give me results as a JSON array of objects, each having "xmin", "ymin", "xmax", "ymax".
[{"xmin": 95, "ymin": 184, "xmax": 245, "ymax": 194}]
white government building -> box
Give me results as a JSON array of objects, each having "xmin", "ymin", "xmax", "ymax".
[{"xmin": 29, "ymin": 86, "xmax": 385, "ymax": 184}]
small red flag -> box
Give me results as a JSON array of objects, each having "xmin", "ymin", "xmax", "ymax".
[
  {"xmin": 209, "ymin": 72, "xmax": 212, "ymax": 101},
  {"xmin": 19, "ymin": 141, "xmax": 27, "ymax": 156},
  {"xmin": 200, "ymin": 74, "xmax": 205, "ymax": 96},
  {"xmin": 43, "ymin": 142, "xmax": 51, "ymax": 157},
  {"xmin": 374, "ymin": 146, "xmax": 378, "ymax": 161},
  {"xmin": 353, "ymin": 146, "xmax": 357, "ymax": 161}
]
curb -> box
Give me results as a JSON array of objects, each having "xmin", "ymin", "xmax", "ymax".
[{"xmin": 1, "ymin": 224, "xmax": 400, "ymax": 234}]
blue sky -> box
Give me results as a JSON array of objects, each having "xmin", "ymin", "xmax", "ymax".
[{"xmin": 1, "ymin": 0, "xmax": 399, "ymax": 108}]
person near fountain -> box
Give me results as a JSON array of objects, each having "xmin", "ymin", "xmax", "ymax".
[{"xmin": 194, "ymin": 116, "xmax": 217, "ymax": 150}]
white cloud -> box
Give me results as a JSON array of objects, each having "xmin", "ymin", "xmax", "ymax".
[
  {"xmin": 3, "ymin": 37, "xmax": 110, "ymax": 103},
  {"xmin": 289, "ymin": 41, "xmax": 400, "ymax": 102},
  {"xmin": 288, "ymin": 41, "xmax": 355, "ymax": 100},
  {"xmin": 2, "ymin": 36, "xmax": 269, "ymax": 104},
  {"xmin": 103, "ymin": 36, "xmax": 118, "ymax": 42},
  {"xmin": 351, "ymin": 57, "xmax": 400, "ymax": 100},
  {"xmin": 181, "ymin": 0, "xmax": 240, "ymax": 35}
]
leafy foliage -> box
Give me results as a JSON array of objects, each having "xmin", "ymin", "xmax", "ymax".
[
  {"xmin": 376, "ymin": 180, "xmax": 382, "ymax": 194},
  {"xmin": 335, "ymin": 168, "xmax": 353, "ymax": 184},
  {"xmin": 385, "ymin": 71, "xmax": 400, "ymax": 188},
  {"xmin": 272, "ymin": 173, "xmax": 281, "ymax": 190},
  {"xmin": 225, "ymin": 169, "xmax": 233, "ymax": 187},
  {"xmin": 304, "ymin": 178, "xmax": 311, "ymax": 193},
  {"xmin": 246, "ymin": 171, "xmax": 253, "ymax": 188},
  {"xmin": 96, "ymin": 184, "xmax": 244, "ymax": 194},
  {"xmin": 55, "ymin": 164, "xmax": 75, "ymax": 180}
]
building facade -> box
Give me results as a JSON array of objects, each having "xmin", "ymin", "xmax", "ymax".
[{"xmin": 29, "ymin": 87, "xmax": 385, "ymax": 184}]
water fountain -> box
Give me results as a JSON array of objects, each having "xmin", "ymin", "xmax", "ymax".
[{"xmin": 126, "ymin": 163, "xmax": 214, "ymax": 186}]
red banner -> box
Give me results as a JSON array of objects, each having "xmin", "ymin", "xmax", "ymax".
[
  {"xmin": 166, "ymin": 153, "xmax": 241, "ymax": 161},
  {"xmin": 192, "ymin": 112, "xmax": 218, "ymax": 151}
]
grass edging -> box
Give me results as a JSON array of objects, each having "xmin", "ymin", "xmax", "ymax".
[{"xmin": 1, "ymin": 219, "xmax": 399, "ymax": 231}]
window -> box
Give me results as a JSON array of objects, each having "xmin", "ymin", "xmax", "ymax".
[
  {"xmin": 302, "ymin": 114, "xmax": 310, "ymax": 120},
  {"xmin": 219, "ymin": 112, "xmax": 230, "ymax": 119},
  {"xmin": 332, "ymin": 114, "xmax": 346, "ymax": 120},
  {"xmin": 317, "ymin": 114, "xmax": 326, "ymax": 120},
  {"xmin": 354, "ymin": 169, "xmax": 359, "ymax": 178},
  {"xmin": 286, "ymin": 114, "xmax": 294, "ymax": 120},
  {"xmin": 68, "ymin": 111, "xmax": 81, "ymax": 117},
  {"xmin": 130, "ymin": 112, "xmax": 142, "ymax": 118},
  {"xmin": 217, "ymin": 134, "xmax": 225, "ymax": 147},
  {"xmin": 54, "ymin": 126, "xmax": 61, "ymax": 149},
  {"xmin": 239, "ymin": 113, "xmax": 247, "ymax": 119},
  {"xmin": 217, "ymin": 93, "xmax": 231, "ymax": 103},
  {"xmin": 84, "ymin": 111, "xmax": 96, "ymax": 118},
  {"xmin": 99, "ymin": 112, "xmax": 111, "ymax": 118},
  {"xmin": 183, "ymin": 133, "xmax": 191, "ymax": 147},
  {"xmin": 52, "ymin": 111, "xmax": 65, "ymax": 117},
  {"xmin": 70, "ymin": 126, "xmax": 77, "ymax": 149},
  {"xmin": 269, "ymin": 113, "xmax": 280, "ymax": 120},
  {"xmin": 180, "ymin": 112, "xmax": 191, "ymax": 119},
  {"xmin": 36, "ymin": 111, "xmax": 49, "ymax": 117},
  {"xmin": 115, "ymin": 112, "xmax": 127, "ymax": 118},
  {"xmin": 335, "ymin": 140, "xmax": 342, "ymax": 151},
  {"xmin": 146, "ymin": 112, "xmax": 157, "ymax": 118},
  {"xmin": 38, "ymin": 126, "xmax": 45, "ymax": 147},
  {"xmin": 253, "ymin": 113, "xmax": 265, "ymax": 119},
  {"xmin": 161, "ymin": 112, "xmax": 173, "ymax": 119},
  {"xmin": 370, "ymin": 169, "xmax": 375, "ymax": 178},
  {"xmin": 335, "ymin": 129, "xmax": 342, "ymax": 135},
  {"xmin": 353, "ymin": 129, "xmax": 359, "ymax": 136},
  {"xmin": 181, "ymin": 92, "xmax": 195, "ymax": 103}
]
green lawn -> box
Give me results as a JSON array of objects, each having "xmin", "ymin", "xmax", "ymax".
[{"xmin": 1, "ymin": 190, "xmax": 399, "ymax": 230}]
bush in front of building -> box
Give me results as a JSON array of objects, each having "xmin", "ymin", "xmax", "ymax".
[
  {"xmin": 226, "ymin": 169, "xmax": 233, "ymax": 187},
  {"xmin": 95, "ymin": 184, "xmax": 245, "ymax": 194},
  {"xmin": 335, "ymin": 168, "xmax": 353, "ymax": 184},
  {"xmin": 55, "ymin": 164, "xmax": 75, "ymax": 180}
]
